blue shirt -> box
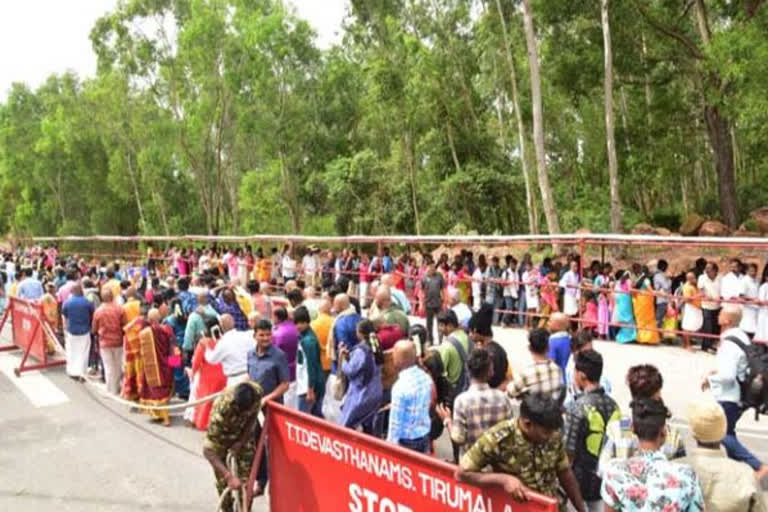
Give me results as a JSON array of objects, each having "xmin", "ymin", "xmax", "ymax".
[
  {"xmin": 215, "ymin": 297, "xmax": 249, "ymax": 331},
  {"xmin": 387, "ymin": 365, "xmax": 432, "ymax": 443},
  {"xmin": 332, "ymin": 312, "xmax": 361, "ymax": 373},
  {"xmin": 17, "ymin": 277, "xmax": 44, "ymax": 300},
  {"xmin": 61, "ymin": 295, "xmax": 95, "ymax": 335},
  {"xmin": 247, "ymin": 344, "xmax": 290, "ymax": 403},
  {"xmin": 547, "ymin": 331, "xmax": 571, "ymax": 376}
]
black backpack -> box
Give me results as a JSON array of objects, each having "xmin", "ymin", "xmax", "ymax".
[{"xmin": 726, "ymin": 336, "xmax": 768, "ymax": 420}]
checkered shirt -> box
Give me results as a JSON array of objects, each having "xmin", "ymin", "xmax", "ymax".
[
  {"xmin": 451, "ymin": 383, "xmax": 514, "ymax": 457},
  {"xmin": 387, "ymin": 365, "xmax": 433, "ymax": 443},
  {"xmin": 506, "ymin": 360, "xmax": 564, "ymax": 402}
]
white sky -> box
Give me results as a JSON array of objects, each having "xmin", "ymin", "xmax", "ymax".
[{"xmin": 0, "ymin": 0, "xmax": 347, "ymax": 99}]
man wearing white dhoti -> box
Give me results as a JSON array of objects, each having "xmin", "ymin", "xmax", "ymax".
[{"xmin": 61, "ymin": 285, "xmax": 95, "ymax": 381}]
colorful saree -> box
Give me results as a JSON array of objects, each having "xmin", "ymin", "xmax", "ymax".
[
  {"xmin": 614, "ymin": 281, "xmax": 637, "ymax": 344},
  {"xmin": 633, "ymin": 277, "xmax": 660, "ymax": 344},
  {"xmin": 121, "ymin": 318, "xmax": 144, "ymax": 401},
  {"xmin": 138, "ymin": 323, "xmax": 174, "ymax": 422}
]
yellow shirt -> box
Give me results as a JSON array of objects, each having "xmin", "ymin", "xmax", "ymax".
[
  {"xmin": 9, "ymin": 282, "xmax": 18, "ymax": 298},
  {"xmin": 311, "ymin": 313, "xmax": 333, "ymax": 372}
]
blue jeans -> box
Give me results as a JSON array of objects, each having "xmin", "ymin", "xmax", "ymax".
[
  {"xmin": 518, "ymin": 292, "xmax": 527, "ymax": 326},
  {"xmin": 655, "ymin": 302, "xmax": 667, "ymax": 328},
  {"xmin": 486, "ymin": 293, "xmax": 503, "ymax": 325},
  {"xmin": 298, "ymin": 393, "xmax": 324, "ymax": 418},
  {"xmin": 720, "ymin": 401, "xmax": 762, "ymax": 470},
  {"xmin": 398, "ymin": 435, "xmax": 430, "ymax": 454}
]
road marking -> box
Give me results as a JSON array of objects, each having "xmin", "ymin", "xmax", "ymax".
[{"xmin": 0, "ymin": 353, "xmax": 69, "ymax": 408}]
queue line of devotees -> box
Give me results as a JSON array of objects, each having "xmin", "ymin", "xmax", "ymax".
[{"xmin": 2, "ymin": 244, "xmax": 768, "ymax": 511}]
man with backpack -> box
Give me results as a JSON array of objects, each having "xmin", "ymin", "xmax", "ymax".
[
  {"xmin": 436, "ymin": 310, "xmax": 471, "ymax": 397},
  {"xmin": 564, "ymin": 350, "xmax": 620, "ymax": 511},
  {"xmin": 703, "ymin": 306, "xmax": 768, "ymax": 479}
]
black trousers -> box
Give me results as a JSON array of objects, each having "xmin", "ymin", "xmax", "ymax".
[
  {"xmin": 701, "ymin": 308, "xmax": 721, "ymax": 350},
  {"xmin": 426, "ymin": 306, "xmax": 441, "ymax": 344}
]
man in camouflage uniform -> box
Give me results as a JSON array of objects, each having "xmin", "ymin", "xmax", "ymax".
[
  {"xmin": 203, "ymin": 381, "xmax": 263, "ymax": 512},
  {"xmin": 456, "ymin": 393, "xmax": 586, "ymax": 512}
]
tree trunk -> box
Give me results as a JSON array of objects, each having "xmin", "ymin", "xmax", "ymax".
[
  {"xmin": 494, "ymin": 0, "xmax": 538, "ymax": 234},
  {"xmin": 403, "ymin": 131, "xmax": 422, "ymax": 236},
  {"xmin": 693, "ymin": 0, "xmax": 738, "ymax": 228},
  {"xmin": 703, "ymin": 105, "xmax": 738, "ymax": 228},
  {"xmin": 521, "ymin": 0, "xmax": 560, "ymax": 234},
  {"xmin": 601, "ymin": 0, "xmax": 622, "ymax": 233},
  {"xmin": 445, "ymin": 121, "xmax": 462, "ymax": 174},
  {"xmin": 126, "ymin": 152, "xmax": 147, "ymax": 233},
  {"xmin": 279, "ymin": 151, "xmax": 301, "ymax": 233}
]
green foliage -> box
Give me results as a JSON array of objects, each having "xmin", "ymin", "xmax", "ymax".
[{"xmin": 0, "ymin": 0, "xmax": 765, "ymax": 238}]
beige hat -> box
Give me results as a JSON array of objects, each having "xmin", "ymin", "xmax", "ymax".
[{"xmin": 686, "ymin": 399, "xmax": 727, "ymax": 443}]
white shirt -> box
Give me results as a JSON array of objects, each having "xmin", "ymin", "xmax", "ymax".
[
  {"xmin": 452, "ymin": 302, "xmax": 473, "ymax": 329},
  {"xmin": 198, "ymin": 254, "xmax": 210, "ymax": 273},
  {"xmin": 502, "ymin": 268, "xmax": 518, "ymax": 298},
  {"xmin": 296, "ymin": 342, "xmax": 308, "ymax": 395},
  {"xmin": 721, "ymin": 272, "xmax": 744, "ymax": 305},
  {"xmin": 302, "ymin": 254, "xmax": 318, "ymax": 273},
  {"xmin": 204, "ymin": 329, "xmax": 254, "ymax": 377},
  {"xmin": 559, "ymin": 270, "xmax": 580, "ymax": 299},
  {"xmin": 523, "ymin": 270, "xmax": 539, "ymax": 308},
  {"xmin": 282, "ymin": 255, "xmax": 297, "ymax": 278},
  {"xmin": 757, "ymin": 283, "xmax": 768, "ymax": 343},
  {"xmin": 708, "ymin": 327, "xmax": 751, "ymax": 403},
  {"xmin": 740, "ymin": 275, "xmax": 759, "ymax": 334},
  {"xmin": 471, "ymin": 268, "xmax": 483, "ymax": 298},
  {"xmin": 698, "ymin": 273, "xmax": 721, "ymax": 310}
]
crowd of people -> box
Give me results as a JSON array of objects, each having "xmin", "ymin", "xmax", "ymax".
[{"xmin": 1, "ymin": 243, "xmax": 768, "ymax": 511}]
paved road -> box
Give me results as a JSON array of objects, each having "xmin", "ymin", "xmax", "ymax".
[{"xmin": 2, "ymin": 323, "xmax": 768, "ymax": 511}]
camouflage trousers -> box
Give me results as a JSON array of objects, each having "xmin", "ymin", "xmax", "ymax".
[{"xmin": 214, "ymin": 444, "xmax": 255, "ymax": 512}]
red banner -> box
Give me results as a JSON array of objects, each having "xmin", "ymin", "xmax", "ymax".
[
  {"xmin": 267, "ymin": 403, "xmax": 558, "ymax": 512},
  {"xmin": 9, "ymin": 297, "xmax": 46, "ymax": 362}
]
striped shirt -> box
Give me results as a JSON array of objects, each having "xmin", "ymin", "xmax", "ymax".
[{"xmin": 451, "ymin": 382, "xmax": 514, "ymax": 456}]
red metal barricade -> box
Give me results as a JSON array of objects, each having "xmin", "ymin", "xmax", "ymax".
[
  {"xmin": 0, "ymin": 297, "xmax": 65, "ymax": 376},
  {"xmin": 249, "ymin": 402, "xmax": 558, "ymax": 512}
]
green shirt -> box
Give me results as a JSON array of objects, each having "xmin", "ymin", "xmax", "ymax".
[
  {"xmin": 437, "ymin": 330, "xmax": 470, "ymax": 386},
  {"xmin": 297, "ymin": 328, "xmax": 325, "ymax": 396},
  {"xmin": 460, "ymin": 419, "xmax": 569, "ymax": 504}
]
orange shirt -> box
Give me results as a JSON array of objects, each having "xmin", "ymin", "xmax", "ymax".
[{"xmin": 310, "ymin": 312, "xmax": 333, "ymax": 372}]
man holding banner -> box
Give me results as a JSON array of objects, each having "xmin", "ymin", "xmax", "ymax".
[{"xmin": 457, "ymin": 393, "xmax": 586, "ymax": 512}]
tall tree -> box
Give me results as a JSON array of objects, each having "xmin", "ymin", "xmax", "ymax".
[
  {"xmin": 521, "ymin": 0, "xmax": 560, "ymax": 234},
  {"xmin": 601, "ymin": 0, "xmax": 622, "ymax": 233}
]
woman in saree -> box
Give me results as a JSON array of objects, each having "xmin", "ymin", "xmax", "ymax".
[
  {"xmin": 538, "ymin": 270, "xmax": 559, "ymax": 328},
  {"xmin": 633, "ymin": 267, "xmax": 660, "ymax": 344},
  {"xmin": 614, "ymin": 271, "xmax": 637, "ymax": 344},
  {"xmin": 138, "ymin": 308, "xmax": 174, "ymax": 426},
  {"xmin": 187, "ymin": 316, "xmax": 226, "ymax": 430},
  {"xmin": 594, "ymin": 263, "xmax": 613, "ymax": 339}
]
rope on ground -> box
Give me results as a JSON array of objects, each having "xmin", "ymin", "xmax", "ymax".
[{"xmin": 85, "ymin": 378, "xmax": 225, "ymax": 411}]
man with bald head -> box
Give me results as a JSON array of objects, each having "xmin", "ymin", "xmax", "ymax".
[
  {"xmin": 381, "ymin": 274, "xmax": 412, "ymax": 314},
  {"xmin": 387, "ymin": 339, "xmax": 433, "ymax": 453},
  {"xmin": 92, "ymin": 288, "xmax": 126, "ymax": 394},
  {"xmin": 704, "ymin": 306, "xmax": 768, "ymax": 477},
  {"xmin": 371, "ymin": 285, "xmax": 410, "ymax": 341},
  {"xmin": 205, "ymin": 313, "xmax": 255, "ymax": 386},
  {"xmin": 449, "ymin": 287, "xmax": 473, "ymax": 331},
  {"xmin": 547, "ymin": 312, "xmax": 572, "ymax": 374}
]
